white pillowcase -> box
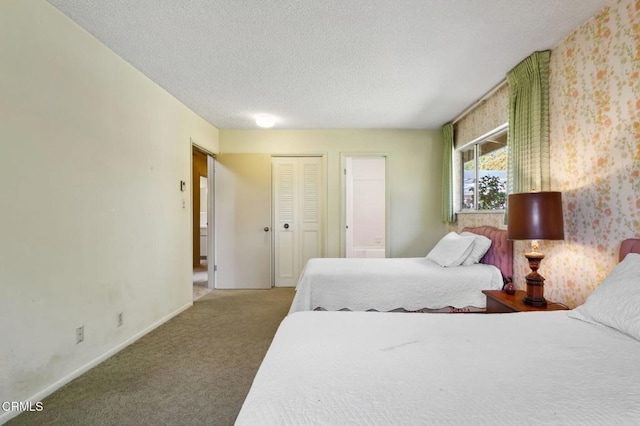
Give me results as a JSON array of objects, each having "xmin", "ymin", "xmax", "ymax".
[
  {"xmin": 570, "ymin": 253, "xmax": 640, "ymax": 341},
  {"xmin": 460, "ymin": 231, "xmax": 493, "ymax": 265},
  {"xmin": 426, "ymin": 232, "xmax": 476, "ymax": 267}
]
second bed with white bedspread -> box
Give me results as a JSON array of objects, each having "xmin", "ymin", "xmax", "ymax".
[
  {"xmin": 289, "ymin": 257, "xmax": 503, "ymax": 313},
  {"xmin": 237, "ymin": 309, "xmax": 640, "ymax": 425}
]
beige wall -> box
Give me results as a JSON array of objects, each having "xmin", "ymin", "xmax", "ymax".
[
  {"xmin": 220, "ymin": 129, "xmax": 445, "ymax": 258},
  {"xmin": 0, "ymin": 0, "xmax": 218, "ymax": 418}
]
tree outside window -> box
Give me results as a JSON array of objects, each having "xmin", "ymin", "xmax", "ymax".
[{"xmin": 460, "ymin": 127, "xmax": 507, "ymax": 211}]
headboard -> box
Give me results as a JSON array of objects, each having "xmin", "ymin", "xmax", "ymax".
[
  {"xmin": 462, "ymin": 226, "xmax": 513, "ymax": 280},
  {"xmin": 620, "ymin": 238, "xmax": 640, "ymax": 261}
]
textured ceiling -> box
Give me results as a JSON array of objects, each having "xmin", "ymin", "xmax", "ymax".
[{"xmin": 47, "ymin": 0, "xmax": 607, "ymax": 130}]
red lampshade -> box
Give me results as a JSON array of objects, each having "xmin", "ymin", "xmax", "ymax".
[{"xmin": 507, "ymin": 192, "xmax": 564, "ymax": 241}]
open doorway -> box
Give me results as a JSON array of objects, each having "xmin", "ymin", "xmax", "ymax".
[
  {"xmin": 192, "ymin": 146, "xmax": 214, "ymax": 300},
  {"xmin": 343, "ymin": 155, "xmax": 387, "ymax": 258}
]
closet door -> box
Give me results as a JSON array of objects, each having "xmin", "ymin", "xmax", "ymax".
[
  {"xmin": 273, "ymin": 157, "xmax": 323, "ymax": 287},
  {"xmin": 272, "ymin": 158, "xmax": 298, "ymax": 287},
  {"xmin": 298, "ymin": 157, "xmax": 322, "ymax": 273}
]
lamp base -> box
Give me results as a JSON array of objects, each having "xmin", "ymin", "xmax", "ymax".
[
  {"xmin": 523, "ymin": 294, "xmax": 547, "ymax": 307},
  {"xmin": 523, "ymin": 251, "xmax": 547, "ymax": 307}
]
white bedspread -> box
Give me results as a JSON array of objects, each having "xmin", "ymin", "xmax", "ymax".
[
  {"xmin": 288, "ymin": 257, "xmax": 503, "ymax": 313},
  {"xmin": 236, "ymin": 311, "xmax": 640, "ymax": 425}
]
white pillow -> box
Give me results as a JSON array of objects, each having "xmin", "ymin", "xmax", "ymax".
[
  {"xmin": 426, "ymin": 232, "xmax": 476, "ymax": 267},
  {"xmin": 570, "ymin": 253, "xmax": 640, "ymax": 341},
  {"xmin": 460, "ymin": 231, "xmax": 492, "ymax": 265}
]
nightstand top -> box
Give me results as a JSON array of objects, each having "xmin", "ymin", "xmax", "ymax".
[{"xmin": 483, "ymin": 289, "xmax": 569, "ymax": 312}]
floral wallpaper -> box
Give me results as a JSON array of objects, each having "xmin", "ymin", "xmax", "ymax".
[
  {"xmin": 542, "ymin": 0, "xmax": 640, "ymax": 307},
  {"xmin": 455, "ymin": 0, "xmax": 639, "ymax": 308},
  {"xmin": 454, "ymin": 84, "xmax": 509, "ymax": 148},
  {"xmin": 447, "ymin": 212, "xmax": 506, "ymax": 234}
]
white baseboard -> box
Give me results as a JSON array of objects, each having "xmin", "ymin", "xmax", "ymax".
[{"xmin": 0, "ymin": 301, "xmax": 193, "ymax": 425}]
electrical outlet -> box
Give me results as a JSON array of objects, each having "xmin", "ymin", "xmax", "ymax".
[
  {"xmin": 117, "ymin": 312, "xmax": 123, "ymax": 327},
  {"xmin": 76, "ymin": 326, "xmax": 84, "ymax": 344}
]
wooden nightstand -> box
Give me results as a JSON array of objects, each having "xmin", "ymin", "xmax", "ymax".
[{"xmin": 482, "ymin": 290, "xmax": 569, "ymax": 313}]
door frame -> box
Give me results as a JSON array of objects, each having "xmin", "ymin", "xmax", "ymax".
[
  {"xmin": 206, "ymin": 154, "xmax": 215, "ymax": 289},
  {"xmin": 270, "ymin": 153, "xmax": 327, "ymax": 286},
  {"xmin": 340, "ymin": 153, "xmax": 389, "ymax": 258},
  {"xmin": 191, "ymin": 140, "xmax": 216, "ymax": 289}
]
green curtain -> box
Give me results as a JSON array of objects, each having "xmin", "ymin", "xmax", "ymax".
[
  {"xmin": 441, "ymin": 122, "xmax": 455, "ymax": 223},
  {"xmin": 507, "ymin": 50, "xmax": 551, "ymax": 194}
]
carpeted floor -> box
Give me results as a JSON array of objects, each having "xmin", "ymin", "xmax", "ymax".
[
  {"xmin": 193, "ymin": 264, "xmax": 213, "ymax": 300},
  {"xmin": 7, "ymin": 288, "xmax": 295, "ymax": 426}
]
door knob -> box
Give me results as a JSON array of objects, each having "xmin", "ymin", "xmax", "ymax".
[
  {"xmin": 284, "ymin": 223, "xmax": 289, "ymax": 229},
  {"xmin": 264, "ymin": 227, "xmax": 270, "ymax": 232}
]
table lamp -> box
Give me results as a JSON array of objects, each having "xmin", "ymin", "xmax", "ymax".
[{"xmin": 507, "ymin": 191, "xmax": 564, "ymax": 307}]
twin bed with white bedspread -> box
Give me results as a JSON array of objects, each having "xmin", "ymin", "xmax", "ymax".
[
  {"xmin": 290, "ymin": 226, "xmax": 513, "ymax": 313},
  {"xmin": 289, "ymin": 257, "xmax": 503, "ymax": 313},
  {"xmin": 236, "ymin": 239, "xmax": 640, "ymax": 424},
  {"xmin": 237, "ymin": 309, "xmax": 640, "ymax": 425}
]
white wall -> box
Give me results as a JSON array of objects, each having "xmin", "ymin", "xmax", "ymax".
[
  {"xmin": 219, "ymin": 129, "xmax": 444, "ymax": 258},
  {"xmin": 0, "ymin": 0, "xmax": 219, "ymax": 419}
]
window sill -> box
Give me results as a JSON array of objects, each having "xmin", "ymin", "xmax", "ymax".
[{"xmin": 457, "ymin": 210, "xmax": 505, "ymax": 215}]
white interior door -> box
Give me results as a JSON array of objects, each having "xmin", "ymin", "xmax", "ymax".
[
  {"xmin": 345, "ymin": 156, "xmax": 386, "ymax": 258},
  {"xmin": 215, "ymin": 154, "xmax": 272, "ymax": 289},
  {"xmin": 273, "ymin": 156, "xmax": 323, "ymax": 287}
]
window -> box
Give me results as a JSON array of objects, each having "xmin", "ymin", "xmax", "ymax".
[{"xmin": 460, "ymin": 125, "xmax": 508, "ymax": 211}]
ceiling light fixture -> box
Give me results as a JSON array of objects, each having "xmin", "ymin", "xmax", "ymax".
[{"xmin": 256, "ymin": 114, "xmax": 276, "ymax": 128}]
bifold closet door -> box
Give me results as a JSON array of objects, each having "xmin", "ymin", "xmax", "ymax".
[{"xmin": 272, "ymin": 157, "xmax": 322, "ymax": 287}]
